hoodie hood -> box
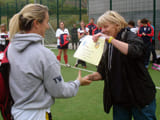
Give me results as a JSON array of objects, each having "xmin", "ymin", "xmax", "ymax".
[{"xmin": 11, "ymin": 33, "xmax": 43, "ymax": 52}]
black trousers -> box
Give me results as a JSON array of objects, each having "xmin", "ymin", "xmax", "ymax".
[
  {"xmin": 144, "ymin": 43, "xmax": 152, "ymax": 67},
  {"xmin": 72, "ymin": 42, "xmax": 78, "ymax": 49},
  {"xmin": 76, "ymin": 41, "xmax": 86, "ymax": 66},
  {"xmin": 151, "ymin": 40, "xmax": 157, "ymax": 63},
  {"xmin": 76, "ymin": 59, "xmax": 86, "ymax": 67}
]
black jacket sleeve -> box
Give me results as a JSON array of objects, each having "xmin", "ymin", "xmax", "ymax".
[{"xmin": 127, "ymin": 32, "xmax": 145, "ymax": 59}]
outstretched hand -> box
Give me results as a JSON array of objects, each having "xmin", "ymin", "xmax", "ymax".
[
  {"xmin": 83, "ymin": 72, "xmax": 102, "ymax": 81},
  {"xmin": 77, "ymin": 71, "xmax": 92, "ymax": 86}
]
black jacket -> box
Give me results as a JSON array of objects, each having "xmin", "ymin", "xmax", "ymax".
[
  {"xmin": 97, "ymin": 28, "xmax": 156, "ymax": 113},
  {"xmin": 71, "ymin": 28, "xmax": 78, "ymax": 42}
]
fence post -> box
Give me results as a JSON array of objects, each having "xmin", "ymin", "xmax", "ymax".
[
  {"xmin": 40, "ymin": 0, "xmax": 42, "ymax": 4},
  {"xmin": 79, "ymin": 0, "xmax": 81, "ymax": 22},
  {"xmin": 7, "ymin": 3, "xmax": 9, "ymax": 28},
  {"xmin": 87, "ymin": 0, "xmax": 89, "ymax": 16},
  {"xmin": 47, "ymin": 0, "xmax": 49, "ymax": 7},
  {"xmin": 16, "ymin": 0, "xmax": 18, "ymax": 12},
  {"xmin": 110, "ymin": 0, "xmax": 112, "ymax": 10},
  {"xmin": 26, "ymin": 0, "xmax": 29, "ymax": 4},
  {"xmin": 153, "ymin": 0, "xmax": 156, "ymax": 47},
  {"xmin": 57, "ymin": 0, "xmax": 59, "ymax": 28},
  {"xmin": 75, "ymin": 0, "xmax": 77, "ymax": 8},
  {"xmin": 62, "ymin": 0, "xmax": 63, "ymax": 12},
  {"xmin": 0, "ymin": 7, "xmax": 1, "ymax": 24}
]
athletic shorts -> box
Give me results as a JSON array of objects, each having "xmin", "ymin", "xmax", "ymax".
[
  {"xmin": 11, "ymin": 107, "xmax": 52, "ymax": 120},
  {"xmin": 57, "ymin": 43, "xmax": 68, "ymax": 49}
]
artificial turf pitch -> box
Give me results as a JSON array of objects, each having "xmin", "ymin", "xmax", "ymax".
[{"xmin": 0, "ymin": 49, "xmax": 159, "ymax": 120}]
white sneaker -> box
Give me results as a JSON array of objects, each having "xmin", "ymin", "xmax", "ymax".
[{"xmin": 65, "ymin": 64, "xmax": 71, "ymax": 67}]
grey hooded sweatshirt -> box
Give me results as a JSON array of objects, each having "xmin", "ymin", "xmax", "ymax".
[{"xmin": 8, "ymin": 33, "xmax": 80, "ymax": 110}]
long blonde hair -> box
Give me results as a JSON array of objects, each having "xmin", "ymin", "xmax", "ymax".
[
  {"xmin": 97, "ymin": 11, "xmax": 128, "ymax": 32},
  {"xmin": 9, "ymin": 4, "xmax": 48, "ymax": 39}
]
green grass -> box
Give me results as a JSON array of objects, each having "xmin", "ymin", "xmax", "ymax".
[
  {"xmin": 51, "ymin": 49, "xmax": 160, "ymax": 120},
  {"xmin": 0, "ymin": 49, "xmax": 160, "ymax": 120}
]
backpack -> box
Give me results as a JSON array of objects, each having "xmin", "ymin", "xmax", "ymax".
[
  {"xmin": 0, "ymin": 44, "xmax": 14, "ymax": 120},
  {"xmin": 60, "ymin": 34, "xmax": 69, "ymax": 47},
  {"xmin": 158, "ymin": 31, "xmax": 160, "ymax": 41}
]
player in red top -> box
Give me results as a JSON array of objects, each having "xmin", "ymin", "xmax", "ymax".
[{"xmin": 86, "ymin": 18, "xmax": 97, "ymax": 35}]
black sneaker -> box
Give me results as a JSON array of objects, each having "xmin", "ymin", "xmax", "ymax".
[{"xmin": 74, "ymin": 64, "xmax": 78, "ymax": 67}]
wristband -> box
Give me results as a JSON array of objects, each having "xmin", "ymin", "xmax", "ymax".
[{"xmin": 108, "ymin": 36, "xmax": 114, "ymax": 43}]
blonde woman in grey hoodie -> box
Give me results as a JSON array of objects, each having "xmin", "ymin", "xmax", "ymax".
[{"xmin": 8, "ymin": 4, "xmax": 92, "ymax": 120}]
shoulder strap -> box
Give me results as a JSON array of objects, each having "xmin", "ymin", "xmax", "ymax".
[
  {"xmin": 1, "ymin": 43, "xmax": 10, "ymax": 64},
  {"xmin": 121, "ymin": 28, "xmax": 130, "ymax": 42}
]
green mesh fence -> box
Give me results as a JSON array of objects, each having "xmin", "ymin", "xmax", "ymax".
[
  {"xmin": 88, "ymin": 0, "xmax": 160, "ymax": 49},
  {"xmin": 0, "ymin": 0, "xmax": 159, "ymax": 48},
  {"xmin": 112, "ymin": 0, "xmax": 160, "ymax": 49},
  {"xmin": 0, "ymin": 0, "xmax": 88, "ymax": 45}
]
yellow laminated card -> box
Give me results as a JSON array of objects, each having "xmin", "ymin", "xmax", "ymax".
[{"xmin": 74, "ymin": 35, "xmax": 105, "ymax": 66}]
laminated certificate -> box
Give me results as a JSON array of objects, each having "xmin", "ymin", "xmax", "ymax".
[{"xmin": 74, "ymin": 35, "xmax": 105, "ymax": 66}]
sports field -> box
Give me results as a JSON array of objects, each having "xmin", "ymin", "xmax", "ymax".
[{"xmin": 0, "ymin": 48, "xmax": 160, "ymax": 120}]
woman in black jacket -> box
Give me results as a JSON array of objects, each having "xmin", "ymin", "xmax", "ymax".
[{"xmin": 84, "ymin": 11, "xmax": 157, "ymax": 120}]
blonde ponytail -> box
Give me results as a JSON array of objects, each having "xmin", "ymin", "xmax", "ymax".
[
  {"xmin": 9, "ymin": 4, "xmax": 48, "ymax": 39},
  {"xmin": 9, "ymin": 13, "xmax": 20, "ymax": 39}
]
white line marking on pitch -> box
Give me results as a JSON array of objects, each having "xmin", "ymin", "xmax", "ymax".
[
  {"xmin": 156, "ymin": 87, "xmax": 160, "ymax": 90},
  {"xmin": 61, "ymin": 63, "xmax": 160, "ymax": 90},
  {"xmin": 49, "ymin": 47, "xmax": 160, "ymax": 90},
  {"xmin": 60, "ymin": 63, "xmax": 95, "ymax": 73}
]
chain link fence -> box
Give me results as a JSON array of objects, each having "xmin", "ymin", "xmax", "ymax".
[
  {"xmin": 0, "ymin": 0, "xmax": 88, "ymax": 45},
  {"xmin": 88, "ymin": 0, "xmax": 160, "ymax": 49},
  {"xmin": 1, "ymin": 0, "xmax": 160, "ymax": 49}
]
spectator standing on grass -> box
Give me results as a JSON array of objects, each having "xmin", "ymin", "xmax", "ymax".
[
  {"xmin": 86, "ymin": 18, "xmax": 97, "ymax": 35},
  {"xmin": 138, "ymin": 18, "xmax": 154, "ymax": 68},
  {"xmin": 128, "ymin": 20, "xmax": 138, "ymax": 34},
  {"xmin": 75, "ymin": 20, "xmax": 89, "ymax": 68},
  {"xmin": 148, "ymin": 21, "xmax": 157, "ymax": 63},
  {"xmin": 0, "ymin": 24, "xmax": 10, "ymax": 51},
  {"xmin": 71, "ymin": 24, "xmax": 78, "ymax": 50},
  {"xmin": 56, "ymin": 21, "xmax": 70, "ymax": 67},
  {"xmin": 83, "ymin": 11, "xmax": 156, "ymax": 120},
  {"xmin": 8, "ymin": 4, "xmax": 92, "ymax": 120}
]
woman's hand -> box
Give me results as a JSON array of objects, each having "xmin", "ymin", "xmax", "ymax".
[
  {"xmin": 92, "ymin": 33, "xmax": 111, "ymax": 43},
  {"xmin": 83, "ymin": 72, "xmax": 102, "ymax": 81},
  {"xmin": 77, "ymin": 71, "xmax": 92, "ymax": 86},
  {"xmin": 92, "ymin": 33, "xmax": 103, "ymax": 42},
  {"xmin": 142, "ymin": 32, "xmax": 146, "ymax": 36}
]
